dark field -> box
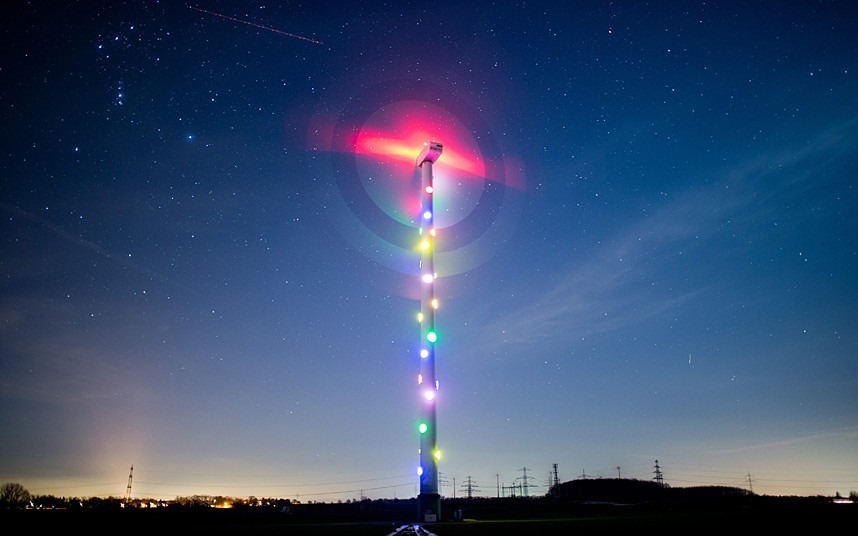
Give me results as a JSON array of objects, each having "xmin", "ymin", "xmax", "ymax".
[{"xmin": 4, "ymin": 500, "xmax": 856, "ymax": 535}]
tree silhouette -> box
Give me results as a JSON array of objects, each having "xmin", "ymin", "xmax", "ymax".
[{"xmin": 0, "ymin": 482, "xmax": 31, "ymax": 509}]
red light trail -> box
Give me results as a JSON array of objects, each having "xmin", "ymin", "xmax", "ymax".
[
  {"xmin": 187, "ymin": 5, "xmax": 325, "ymax": 45},
  {"xmin": 304, "ymin": 79, "xmax": 528, "ymax": 281}
]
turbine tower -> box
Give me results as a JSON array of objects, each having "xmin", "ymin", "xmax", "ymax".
[{"xmin": 415, "ymin": 141, "xmax": 443, "ymax": 522}]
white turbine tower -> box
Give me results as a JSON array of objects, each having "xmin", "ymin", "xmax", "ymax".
[{"xmin": 415, "ymin": 141, "xmax": 443, "ymax": 522}]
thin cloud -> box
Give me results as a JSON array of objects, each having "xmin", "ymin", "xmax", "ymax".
[
  {"xmin": 0, "ymin": 203, "xmax": 195, "ymax": 294},
  {"xmin": 709, "ymin": 426, "xmax": 858, "ymax": 455},
  {"xmin": 467, "ymin": 115, "xmax": 858, "ymax": 353}
]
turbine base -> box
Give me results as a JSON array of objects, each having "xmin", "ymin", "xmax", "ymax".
[{"xmin": 417, "ymin": 492, "xmax": 441, "ymax": 522}]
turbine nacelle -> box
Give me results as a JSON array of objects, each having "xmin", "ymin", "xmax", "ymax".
[{"xmin": 416, "ymin": 141, "xmax": 443, "ymax": 167}]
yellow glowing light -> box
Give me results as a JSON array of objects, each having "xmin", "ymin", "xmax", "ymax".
[
  {"xmin": 417, "ymin": 312, "xmax": 424, "ymax": 323},
  {"xmin": 433, "ymin": 449, "xmax": 442, "ymax": 461},
  {"xmin": 420, "ymin": 240, "xmax": 431, "ymax": 251},
  {"xmin": 431, "ymin": 298, "xmax": 439, "ymax": 309}
]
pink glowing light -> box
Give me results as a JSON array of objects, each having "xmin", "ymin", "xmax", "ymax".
[{"xmin": 353, "ymin": 127, "xmax": 485, "ymax": 179}]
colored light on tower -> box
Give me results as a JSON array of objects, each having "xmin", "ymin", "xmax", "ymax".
[{"xmin": 415, "ymin": 141, "xmax": 442, "ymax": 521}]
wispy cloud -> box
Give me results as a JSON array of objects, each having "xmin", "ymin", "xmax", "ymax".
[
  {"xmin": 709, "ymin": 425, "xmax": 858, "ymax": 455},
  {"xmin": 465, "ymin": 115, "xmax": 858, "ymax": 355},
  {"xmin": 0, "ymin": 202, "xmax": 195, "ymax": 294},
  {"xmin": 1, "ymin": 203, "xmax": 142, "ymax": 270}
]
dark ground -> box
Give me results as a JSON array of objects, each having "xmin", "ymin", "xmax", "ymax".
[{"xmin": 4, "ymin": 499, "xmax": 856, "ymax": 535}]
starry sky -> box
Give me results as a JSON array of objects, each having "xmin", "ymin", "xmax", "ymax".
[{"xmin": 1, "ymin": 1, "xmax": 856, "ymax": 502}]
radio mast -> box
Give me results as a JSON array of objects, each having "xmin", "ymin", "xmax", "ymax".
[{"xmin": 124, "ymin": 465, "xmax": 133, "ymax": 505}]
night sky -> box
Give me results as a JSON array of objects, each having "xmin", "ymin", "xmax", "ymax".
[{"xmin": 1, "ymin": 1, "xmax": 856, "ymax": 502}]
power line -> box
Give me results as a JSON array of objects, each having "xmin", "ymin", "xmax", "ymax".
[
  {"xmin": 653, "ymin": 460, "xmax": 664, "ymax": 488},
  {"xmin": 460, "ymin": 476, "xmax": 480, "ymax": 499},
  {"xmin": 517, "ymin": 467, "xmax": 534, "ymax": 497}
]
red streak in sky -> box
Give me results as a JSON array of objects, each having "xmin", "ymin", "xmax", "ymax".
[
  {"xmin": 187, "ymin": 5, "xmax": 325, "ymax": 45},
  {"xmin": 354, "ymin": 129, "xmax": 486, "ymax": 178},
  {"xmin": 308, "ymin": 101, "xmax": 526, "ymax": 190}
]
